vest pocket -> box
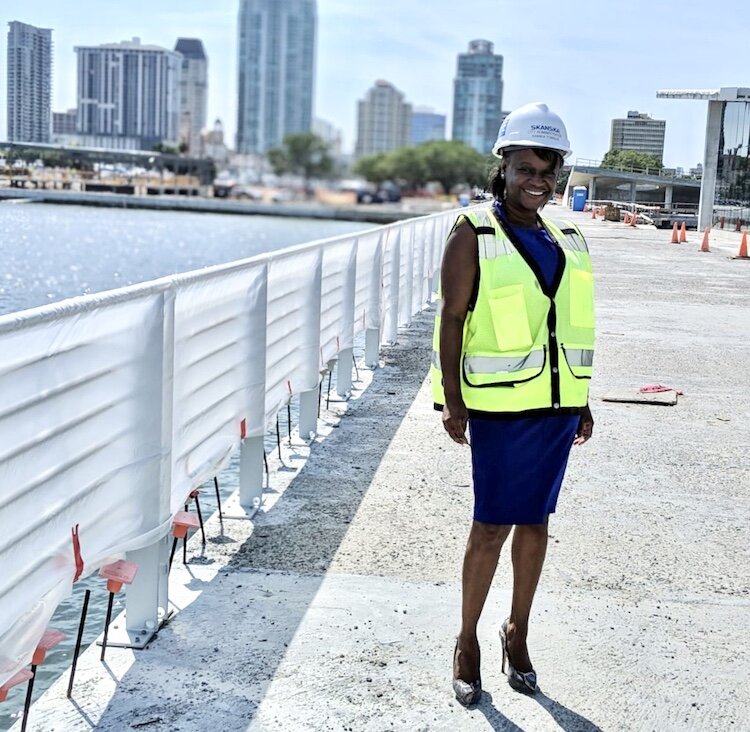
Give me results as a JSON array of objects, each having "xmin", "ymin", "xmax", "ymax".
[
  {"xmin": 569, "ymin": 269, "xmax": 595, "ymax": 329},
  {"xmin": 487, "ymin": 285, "xmax": 533, "ymax": 351}
]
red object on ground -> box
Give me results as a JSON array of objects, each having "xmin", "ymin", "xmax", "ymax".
[{"xmin": 640, "ymin": 384, "xmax": 684, "ymax": 396}]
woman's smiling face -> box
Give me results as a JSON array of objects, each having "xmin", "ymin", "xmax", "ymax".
[{"xmin": 503, "ymin": 148, "xmax": 561, "ymax": 213}]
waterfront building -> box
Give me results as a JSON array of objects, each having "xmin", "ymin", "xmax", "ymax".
[
  {"xmin": 52, "ymin": 108, "xmax": 77, "ymax": 136},
  {"xmin": 75, "ymin": 38, "xmax": 181, "ymax": 151},
  {"xmin": 7, "ymin": 21, "xmax": 53, "ymax": 143},
  {"xmin": 610, "ymin": 111, "xmax": 666, "ymax": 160},
  {"xmin": 657, "ymin": 88, "xmax": 750, "ymax": 227},
  {"xmin": 236, "ymin": 0, "xmax": 317, "ymax": 155},
  {"xmin": 175, "ymin": 38, "xmax": 208, "ymax": 156},
  {"xmin": 451, "ymin": 39, "xmax": 504, "ymax": 154},
  {"xmin": 313, "ymin": 117, "xmax": 343, "ymax": 159},
  {"xmin": 201, "ymin": 119, "xmax": 231, "ymax": 165},
  {"xmin": 355, "ymin": 80, "xmax": 412, "ymax": 159},
  {"xmin": 410, "ymin": 107, "xmax": 446, "ymax": 146}
]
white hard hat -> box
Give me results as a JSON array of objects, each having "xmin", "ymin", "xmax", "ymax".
[{"xmin": 492, "ymin": 102, "xmax": 572, "ymax": 159}]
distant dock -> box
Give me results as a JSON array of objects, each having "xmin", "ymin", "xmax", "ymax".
[{"xmin": 0, "ymin": 187, "xmax": 427, "ymax": 225}]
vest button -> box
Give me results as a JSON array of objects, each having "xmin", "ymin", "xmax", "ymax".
[
  {"xmin": 553, "ymin": 402, "xmax": 560, "ymax": 409},
  {"xmin": 552, "ymin": 367, "xmax": 559, "ymax": 374},
  {"xmin": 550, "ymin": 331, "xmax": 556, "ymax": 338}
]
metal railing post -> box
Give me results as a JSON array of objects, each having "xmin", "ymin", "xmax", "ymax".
[
  {"xmin": 386, "ymin": 229, "xmax": 401, "ymax": 344},
  {"xmin": 239, "ymin": 265, "xmax": 268, "ymax": 515},
  {"xmin": 123, "ymin": 289, "xmax": 175, "ymax": 647},
  {"xmin": 399, "ymin": 224, "xmax": 414, "ymax": 328},
  {"xmin": 299, "ymin": 251, "xmax": 323, "ymax": 437},
  {"xmin": 239, "ymin": 436, "xmax": 264, "ymax": 513},
  {"xmin": 364, "ymin": 233, "xmax": 384, "ymax": 368},
  {"xmin": 337, "ymin": 239, "xmax": 357, "ymax": 396}
]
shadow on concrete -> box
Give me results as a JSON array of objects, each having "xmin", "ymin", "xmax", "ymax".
[
  {"xmin": 477, "ymin": 689, "xmax": 603, "ymax": 731},
  {"xmin": 533, "ymin": 689, "xmax": 604, "ymax": 731}
]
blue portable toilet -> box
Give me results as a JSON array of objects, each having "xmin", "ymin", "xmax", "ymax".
[{"xmin": 571, "ymin": 186, "xmax": 587, "ymax": 212}]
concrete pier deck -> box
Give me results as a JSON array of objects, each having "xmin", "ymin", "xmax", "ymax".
[{"xmin": 11, "ymin": 211, "xmax": 750, "ymax": 731}]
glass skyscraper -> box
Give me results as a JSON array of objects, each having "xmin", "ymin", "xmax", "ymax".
[
  {"xmin": 715, "ymin": 101, "xmax": 750, "ymax": 208},
  {"xmin": 175, "ymin": 38, "xmax": 208, "ymax": 156},
  {"xmin": 451, "ymin": 40, "xmax": 503, "ymax": 154},
  {"xmin": 7, "ymin": 21, "xmax": 52, "ymax": 143},
  {"xmin": 236, "ymin": 0, "xmax": 317, "ymax": 154},
  {"xmin": 75, "ymin": 39, "xmax": 182, "ymax": 150}
]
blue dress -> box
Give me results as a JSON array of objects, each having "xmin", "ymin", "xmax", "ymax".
[{"xmin": 468, "ymin": 204, "xmax": 580, "ymax": 525}]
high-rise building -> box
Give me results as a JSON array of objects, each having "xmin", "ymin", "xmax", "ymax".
[
  {"xmin": 52, "ymin": 109, "xmax": 77, "ymax": 135},
  {"xmin": 355, "ymin": 80, "xmax": 412, "ymax": 158},
  {"xmin": 313, "ymin": 117, "xmax": 343, "ymax": 159},
  {"xmin": 451, "ymin": 39, "xmax": 503, "ymax": 154},
  {"xmin": 175, "ymin": 38, "xmax": 208, "ymax": 156},
  {"xmin": 236, "ymin": 0, "xmax": 317, "ymax": 155},
  {"xmin": 7, "ymin": 21, "xmax": 53, "ymax": 143},
  {"xmin": 75, "ymin": 38, "xmax": 181, "ymax": 150},
  {"xmin": 411, "ymin": 107, "xmax": 446, "ymax": 146},
  {"xmin": 610, "ymin": 111, "xmax": 666, "ymax": 160}
]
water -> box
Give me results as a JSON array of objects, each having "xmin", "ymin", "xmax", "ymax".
[
  {"xmin": 0, "ymin": 202, "xmax": 373, "ymax": 730},
  {"xmin": 0, "ymin": 201, "xmax": 373, "ymax": 316}
]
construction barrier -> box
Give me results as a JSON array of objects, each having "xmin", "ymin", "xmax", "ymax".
[{"xmin": 0, "ymin": 204, "xmax": 463, "ymax": 687}]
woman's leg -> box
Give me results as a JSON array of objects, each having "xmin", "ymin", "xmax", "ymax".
[
  {"xmin": 454, "ymin": 520, "xmax": 512, "ymax": 681},
  {"xmin": 505, "ymin": 520, "xmax": 549, "ymax": 672}
]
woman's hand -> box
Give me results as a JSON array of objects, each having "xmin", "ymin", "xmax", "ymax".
[
  {"xmin": 443, "ymin": 399, "xmax": 469, "ymax": 445},
  {"xmin": 574, "ymin": 404, "xmax": 594, "ymax": 445}
]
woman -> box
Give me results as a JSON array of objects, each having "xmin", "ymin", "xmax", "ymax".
[{"xmin": 430, "ymin": 102, "xmax": 595, "ymax": 705}]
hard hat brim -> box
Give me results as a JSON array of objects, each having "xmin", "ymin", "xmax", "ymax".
[{"xmin": 492, "ymin": 141, "xmax": 572, "ymax": 159}]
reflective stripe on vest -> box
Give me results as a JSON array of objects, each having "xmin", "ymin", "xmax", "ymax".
[
  {"xmin": 563, "ymin": 348, "xmax": 594, "ymax": 368},
  {"xmin": 464, "ymin": 350, "xmax": 545, "ymax": 374}
]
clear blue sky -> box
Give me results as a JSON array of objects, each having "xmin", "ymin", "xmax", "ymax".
[{"xmin": 1, "ymin": 0, "xmax": 747, "ymax": 166}]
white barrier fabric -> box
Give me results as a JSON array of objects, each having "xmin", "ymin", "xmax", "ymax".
[
  {"xmin": 320, "ymin": 239, "xmax": 357, "ymax": 365},
  {"xmin": 353, "ymin": 228, "xmax": 383, "ymax": 334},
  {"xmin": 0, "ymin": 206, "xmax": 471, "ymax": 687},
  {"xmin": 170, "ymin": 263, "xmax": 268, "ymax": 513},
  {"xmin": 264, "ymin": 247, "xmax": 324, "ymax": 425},
  {"xmin": 0, "ymin": 294, "xmax": 165, "ymax": 683}
]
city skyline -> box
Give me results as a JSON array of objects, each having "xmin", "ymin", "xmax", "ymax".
[{"xmin": 1, "ymin": 1, "xmax": 748, "ymax": 167}]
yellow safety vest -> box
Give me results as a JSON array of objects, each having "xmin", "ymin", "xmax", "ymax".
[{"xmin": 431, "ymin": 207, "xmax": 595, "ymax": 415}]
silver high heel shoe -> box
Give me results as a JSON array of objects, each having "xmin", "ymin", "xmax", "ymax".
[
  {"xmin": 499, "ymin": 619, "xmax": 538, "ymax": 694},
  {"xmin": 452, "ymin": 640, "xmax": 482, "ymax": 706}
]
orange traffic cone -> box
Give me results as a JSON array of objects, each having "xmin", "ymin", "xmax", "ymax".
[
  {"xmin": 739, "ymin": 231, "xmax": 749, "ymax": 258},
  {"xmin": 623, "ymin": 212, "xmax": 630, "ymax": 225},
  {"xmin": 679, "ymin": 222, "xmax": 687, "ymax": 243},
  {"xmin": 591, "ymin": 207, "xmax": 597, "ymax": 219},
  {"xmin": 671, "ymin": 223, "xmax": 679, "ymax": 243},
  {"xmin": 630, "ymin": 210, "xmax": 638, "ymax": 227},
  {"xmin": 700, "ymin": 227, "xmax": 710, "ymax": 252}
]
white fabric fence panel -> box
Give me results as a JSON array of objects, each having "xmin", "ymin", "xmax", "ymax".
[
  {"xmin": 264, "ymin": 246, "xmax": 323, "ymax": 424},
  {"xmin": 353, "ymin": 228, "xmax": 384, "ymax": 336},
  {"xmin": 170, "ymin": 262, "xmax": 268, "ymax": 513},
  {"xmin": 319, "ymin": 238, "xmax": 357, "ymax": 365},
  {"xmin": 0, "ymin": 292, "xmax": 167, "ymax": 684}
]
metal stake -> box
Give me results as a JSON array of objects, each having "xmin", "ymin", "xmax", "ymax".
[
  {"xmin": 20, "ymin": 665, "xmax": 37, "ymax": 732},
  {"xmin": 213, "ymin": 476, "xmax": 223, "ymax": 521},
  {"xmin": 326, "ymin": 368, "xmax": 333, "ymax": 409},
  {"xmin": 66, "ymin": 589, "xmax": 91, "ymax": 698},
  {"xmin": 194, "ymin": 494, "xmax": 205, "ymax": 545},
  {"xmin": 100, "ymin": 591, "xmax": 116, "ymax": 661}
]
